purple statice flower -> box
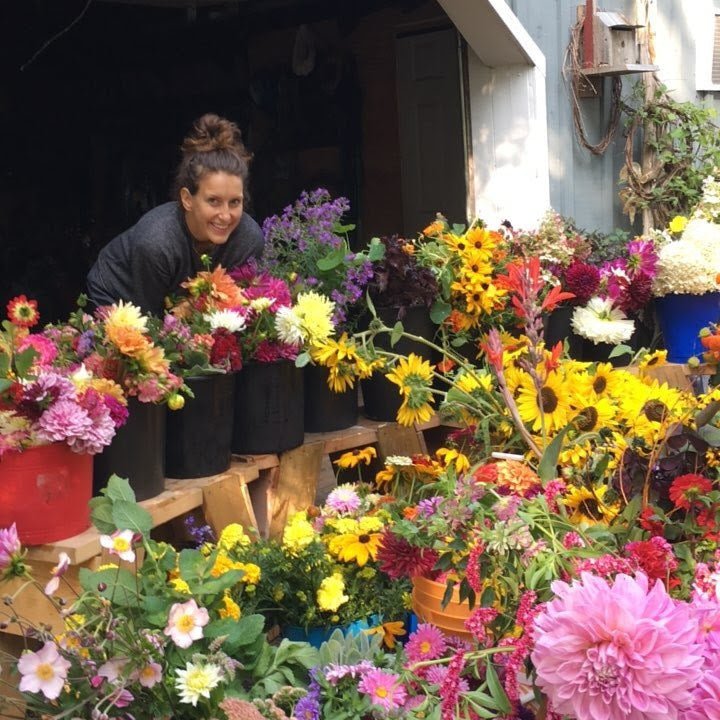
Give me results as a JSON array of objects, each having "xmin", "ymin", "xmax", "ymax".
[
  {"xmin": 0, "ymin": 523, "xmax": 21, "ymax": 571},
  {"xmin": 36, "ymin": 400, "xmax": 93, "ymax": 445},
  {"xmin": 76, "ymin": 329, "xmax": 95, "ymax": 357},
  {"xmin": 425, "ymin": 665, "xmax": 470, "ymax": 692},
  {"xmin": 416, "ymin": 496, "xmax": 442, "ymax": 518},
  {"xmin": 184, "ymin": 515, "xmax": 215, "ymax": 546}
]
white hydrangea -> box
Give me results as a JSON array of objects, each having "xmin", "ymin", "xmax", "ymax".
[
  {"xmin": 653, "ymin": 218, "xmax": 720, "ymax": 296},
  {"xmin": 571, "ymin": 297, "xmax": 635, "ymax": 345}
]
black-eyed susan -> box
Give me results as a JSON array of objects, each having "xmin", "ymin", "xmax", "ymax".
[
  {"xmin": 385, "ymin": 354, "xmax": 435, "ymax": 425},
  {"xmin": 396, "ymin": 395, "xmax": 435, "ymax": 426},
  {"xmin": 436, "ymin": 447, "xmax": 470, "ymax": 473},
  {"xmin": 334, "ymin": 446, "xmax": 377, "ymax": 469},
  {"xmin": 365, "ymin": 620, "xmax": 407, "ymax": 649},
  {"xmin": 562, "ymin": 484, "xmax": 620, "ymax": 525},
  {"xmin": 328, "ymin": 530, "xmax": 383, "ymax": 566},
  {"xmin": 516, "ymin": 371, "xmax": 570, "ymax": 434}
]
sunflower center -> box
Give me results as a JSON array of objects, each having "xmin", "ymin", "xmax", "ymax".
[
  {"xmin": 457, "ymin": 242, "xmax": 466, "ymax": 251},
  {"xmin": 578, "ymin": 497, "xmax": 601, "ymax": 519},
  {"xmin": 575, "ymin": 407, "xmax": 598, "ymax": 432},
  {"xmin": 592, "ymin": 376, "xmax": 607, "ymax": 394},
  {"xmin": 647, "ymin": 355, "xmax": 659, "ymax": 366},
  {"xmin": 358, "ymin": 534, "xmax": 371, "ymax": 544},
  {"xmin": 472, "ymin": 293, "xmax": 481, "ymax": 301},
  {"xmin": 539, "ymin": 386, "xmax": 559, "ymax": 413},
  {"xmin": 642, "ymin": 400, "xmax": 668, "ymax": 423}
]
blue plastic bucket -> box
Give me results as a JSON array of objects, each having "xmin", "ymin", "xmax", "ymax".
[{"xmin": 655, "ymin": 292, "xmax": 720, "ymax": 363}]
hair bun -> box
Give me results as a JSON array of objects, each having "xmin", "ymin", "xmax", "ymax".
[{"xmin": 181, "ymin": 113, "xmax": 246, "ymax": 157}]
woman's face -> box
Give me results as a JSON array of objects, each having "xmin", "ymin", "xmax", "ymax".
[{"xmin": 180, "ymin": 171, "xmax": 244, "ymax": 245}]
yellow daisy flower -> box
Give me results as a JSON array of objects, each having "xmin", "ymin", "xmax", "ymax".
[
  {"xmin": 328, "ymin": 531, "xmax": 383, "ymax": 566},
  {"xmin": 436, "ymin": 447, "xmax": 471, "ymax": 473},
  {"xmin": 516, "ymin": 371, "xmax": 570, "ymax": 434},
  {"xmin": 334, "ymin": 446, "xmax": 377, "ymax": 468},
  {"xmin": 637, "ymin": 349, "xmax": 668, "ymax": 373}
]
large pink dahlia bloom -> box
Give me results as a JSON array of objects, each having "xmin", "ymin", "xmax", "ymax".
[{"xmin": 532, "ymin": 572, "xmax": 703, "ymax": 720}]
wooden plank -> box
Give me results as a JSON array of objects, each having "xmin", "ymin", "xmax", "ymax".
[
  {"xmin": 202, "ymin": 474, "xmax": 258, "ymax": 536},
  {"xmin": 267, "ymin": 442, "xmax": 325, "ymax": 540},
  {"xmin": 376, "ymin": 422, "xmax": 427, "ymax": 459},
  {"xmin": 624, "ymin": 363, "xmax": 694, "ymax": 392},
  {"xmin": 248, "ymin": 466, "xmax": 278, "ymax": 539},
  {"xmin": 308, "ymin": 423, "xmax": 379, "ymax": 454},
  {"xmin": 232, "ymin": 453, "xmax": 280, "ymax": 471}
]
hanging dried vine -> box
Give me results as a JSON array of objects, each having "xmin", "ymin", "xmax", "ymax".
[
  {"xmin": 618, "ymin": 82, "xmax": 720, "ymax": 229},
  {"xmin": 563, "ymin": 20, "xmax": 623, "ymax": 156}
]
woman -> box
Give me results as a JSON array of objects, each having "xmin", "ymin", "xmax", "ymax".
[{"xmin": 86, "ymin": 114, "xmax": 264, "ymax": 315}]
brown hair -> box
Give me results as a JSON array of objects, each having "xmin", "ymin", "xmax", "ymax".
[{"xmin": 174, "ymin": 114, "xmax": 251, "ymax": 197}]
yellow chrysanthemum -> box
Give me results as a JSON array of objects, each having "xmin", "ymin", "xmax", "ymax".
[
  {"xmin": 105, "ymin": 300, "xmax": 148, "ymax": 332},
  {"xmin": 316, "ymin": 573, "xmax": 349, "ymax": 612},
  {"xmin": 562, "ymin": 484, "xmax": 620, "ymax": 526},
  {"xmin": 294, "ymin": 291, "xmax": 335, "ymax": 345},
  {"xmin": 516, "ymin": 371, "xmax": 570, "ymax": 434},
  {"xmin": 170, "ymin": 577, "xmax": 192, "ymax": 594},
  {"xmin": 358, "ymin": 516, "xmax": 384, "ymax": 533},
  {"xmin": 282, "ymin": 512, "xmax": 316, "ymax": 552},
  {"xmin": 328, "ymin": 531, "xmax": 382, "ymax": 566},
  {"xmin": 218, "ymin": 593, "xmax": 241, "ymax": 620},
  {"xmin": 436, "ymin": 447, "xmax": 470, "ymax": 473},
  {"xmin": 218, "ymin": 523, "xmax": 251, "ymax": 552},
  {"xmin": 334, "ymin": 446, "xmax": 377, "ymax": 468}
]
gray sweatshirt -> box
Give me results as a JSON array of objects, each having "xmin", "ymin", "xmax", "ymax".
[{"xmin": 86, "ymin": 201, "xmax": 264, "ymax": 315}]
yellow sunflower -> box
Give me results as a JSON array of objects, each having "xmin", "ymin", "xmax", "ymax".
[
  {"xmin": 568, "ymin": 395, "xmax": 617, "ymax": 433},
  {"xmin": 516, "ymin": 371, "xmax": 570, "ymax": 434},
  {"xmin": 328, "ymin": 531, "xmax": 383, "ymax": 566},
  {"xmin": 310, "ymin": 333, "xmax": 357, "ymax": 367},
  {"xmin": 396, "ymin": 397, "xmax": 434, "ymax": 426},
  {"xmin": 436, "ymin": 447, "xmax": 470, "ymax": 473},
  {"xmin": 562, "ymin": 484, "xmax": 620, "ymax": 525},
  {"xmin": 637, "ymin": 349, "xmax": 668, "ymax": 373}
]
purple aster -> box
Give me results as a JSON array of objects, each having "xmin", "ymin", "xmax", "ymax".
[
  {"xmin": 416, "ymin": 496, "xmax": 442, "ymax": 518},
  {"xmin": 405, "ymin": 623, "xmax": 447, "ymax": 664},
  {"xmin": 76, "ymin": 330, "xmax": 95, "ymax": 357}
]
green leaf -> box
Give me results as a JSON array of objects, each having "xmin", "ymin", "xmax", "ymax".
[
  {"xmin": 538, "ymin": 422, "xmax": 574, "ymax": 484},
  {"xmin": 0, "ymin": 378, "xmax": 11, "ymax": 394},
  {"xmin": 13, "ymin": 346, "xmax": 38, "ymax": 378},
  {"xmin": 206, "ymin": 614, "xmax": 266, "ymax": 652},
  {"xmin": 430, "ymin": 300, "xmax": 452, "ymax": 324},
  {"xmin": 178, "ymin": 548, "xmax": 207, "ymax": 582},
  {"xmin": 295, "ymin": 351, "xmax": 311, "ymax": 368},
  {"xmin": 366, "ymin": 237, "xmax": 385, "ymax": 262},
  {"xmin": 390, "ymin": 321, "xmax": 404, "ymax": 347},
  {"xmin": 316, "ymin": 246, "xmax": 346, "ymax": 271},
  {"xmin": 111, "ymin": 500, "xmax": 153, "ymax": 536},
  {"xmin": 104, "ymin": 475, "xmax": 137, "ymax": 503},
  {"xmin": 0, "ymin": 351, "xmax": 10, "ymax": 378},
  {"xmin": 79, "ymin": 567, "xmax": 140, "ymax": 607},
  {"xmin": 88, "ymin": 497, "xmax": 116, "ymax": 534},
  {"xmin": 365, "ymin": 291, "xmax": 377, "ymax": 318},
  {"xmin": 485, "ymin": 662, "xmax": 513, "ymax": 715},
  {"xmin": 608, "ymin": 343, "xmax": 632, "ymax": 359}
]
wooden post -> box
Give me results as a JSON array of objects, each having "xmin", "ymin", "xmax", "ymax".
[
  {"xmin": 376, "ymin": 422, "xmax": 427, "ymax": 459},
  {"xmin": 582, "ymin": 0, "xmax": 595, "ymax": 69}
]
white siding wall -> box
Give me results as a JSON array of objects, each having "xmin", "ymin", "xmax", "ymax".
[{"xmin": 467, "ymin": 54, "xmax": 550, "ymax": 229}]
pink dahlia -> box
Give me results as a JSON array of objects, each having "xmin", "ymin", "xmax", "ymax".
[
  {"xmin": 681, "ymin": 673, "xmax": 720, "ymax": 720},
  {"xmin": 18, "ymin": 334, "xmax": 58, "ymax": 367},
  {"xmin": 532, "ymin": 572, "xmax": 703, "ymax": 720},
  {"xmin": 37, "ymin": 400, "xmax": 93, "ymax": 444}
]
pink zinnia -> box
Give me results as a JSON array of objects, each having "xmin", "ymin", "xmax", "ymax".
[
  {"xmin": 18, "ymin": 334, "xmax": 58, "ymax": 367},
  {"xmin": 405, "ymin": 623, "xmax": 447, "ymax": 663},
  {"xmin": 532, "ymin": 572, "xmax": 704, "ymax": 720},
  {"xmin": 357, "ymin": 669, "xmax": 407, "ymax": 711}
]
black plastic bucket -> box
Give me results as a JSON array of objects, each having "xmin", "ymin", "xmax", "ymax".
[
  {"xmin": 360, "ymin": 305, "xmax": 437, "ymax": 422},
  {"xmin": 304, "ymin": 364, "xmax": 359, "ymax": 433},
  {"xmin": 93, "ymin": 397, "xmax": 166, "ymax": 501},
  {"xmin": 232, "ymin": 361, "xmax": 304, "ymax": 454},
  {"xmin": 165, "ymin": 373, "xmax": 235, "ymax": 478}
]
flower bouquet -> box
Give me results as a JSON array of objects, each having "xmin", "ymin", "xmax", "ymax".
[
  {"xmin": 0, "ymin": 296, "xmax": 127, "ymax": 541},
  {"xmin": 0, "ymin": 477, "xmax": 317, "ymax": 720}
]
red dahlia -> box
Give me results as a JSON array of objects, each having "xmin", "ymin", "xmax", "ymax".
[
  {"xmin": 376, "ymin": 529, "xmax": 438, "ymax": 581},
  {"xmin": 669, "ymin": 474, "xmax": 713, "ymax": 510}
]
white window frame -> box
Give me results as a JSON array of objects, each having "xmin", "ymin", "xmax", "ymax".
[{"xmin": 696, "ymin": 4, "xmax": 720, "ymax": 91}]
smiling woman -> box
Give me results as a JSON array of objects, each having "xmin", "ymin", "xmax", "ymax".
[{"xmin": 86, "ymin": 114, "xmax": 264, "ymax": 315}]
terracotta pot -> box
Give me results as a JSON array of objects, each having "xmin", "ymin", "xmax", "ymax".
[{"xmin": 411, "ymin": 575, "xmax": 473, "ymax": 641}]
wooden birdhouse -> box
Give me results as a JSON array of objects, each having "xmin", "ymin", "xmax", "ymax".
[{"xmin": 581, "ymin": 0, "xmax": 658, "ymax": 76}]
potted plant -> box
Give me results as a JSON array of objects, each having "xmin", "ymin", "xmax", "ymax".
[
  {"xmin": 57, "ymin": 297, "xmax": 185, "ymax": 500},
  {"xmin": 261, "ymin": 188, "xmax": 380, "ymax": 432},
  {"xmin": 651, "ymin": 176, "xmax": 720, "ymax": 362},
  {"xmin": 0, "ymin": 296, "xmax": 126, "ymax": 542}
]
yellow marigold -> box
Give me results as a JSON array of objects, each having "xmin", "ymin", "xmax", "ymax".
[
  {"xmin": 358, "ymin": 516, "xmax": 384, "ymax": 533},
  {"xmin": 170, "ymin": 577, "xmax": 192, "ymax": 594},
  {"xmin": 218, "ymin": 593, "xmax": 241, "ymax": 621},
  {"xmin": 218, "ymin": 523, "xmax": 251, "ymax": 552},
  {"xmin": 326, "ymin": 517, "xmax": 359, "ymax": 534},
  {"xmin": 316, "ymin": 572, "xmax": 349, "ymax": 612},
  {"xmin": 210, "ymin": 553, "xmax": 245, "ymax": 577},
  {"xmin": 237, "ymin": 562, "xmax": 261, "ymax": 585},
  {"xmin": 334, "ymin": 446, "xmax": 377, "ymax": 468},
  {"xmin": 282, "ymin": 512, "xmax": 316, "ymax": 552}
]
